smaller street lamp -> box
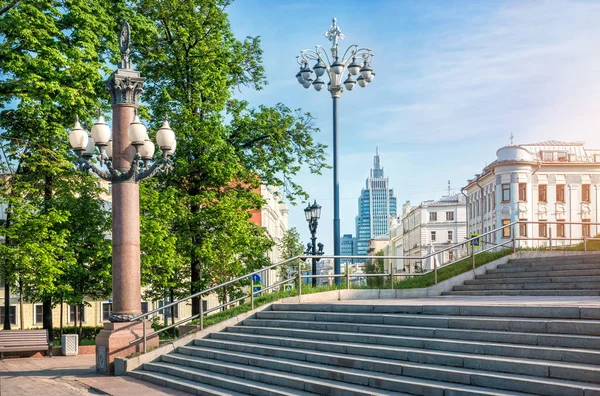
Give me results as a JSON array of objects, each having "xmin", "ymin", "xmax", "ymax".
[{"xmin": 304, "ymin": 200, "xmax": 324, "ymax": 287}]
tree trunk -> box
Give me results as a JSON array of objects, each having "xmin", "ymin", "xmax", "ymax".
[
  {"xmin": 190, "ymin": 202, "xmax": 201, "ymax": 316},
  {"xmin": 3, "ymin": 274, "xmax": 10, "ymax": 330},
  {"xmin": 42, "ymin": 297, "xmax": 53, "ymax": 342},
  {"xmin": 18, "ymin": 276, "xmax": 23, "ymax": 330},
  {"xmin": 78, "ymin": 304, "xmax": 83, "ymax": 344},
  {"xmin": 59, "ymin": 296, "xmax": 63, "ymax": 336}
]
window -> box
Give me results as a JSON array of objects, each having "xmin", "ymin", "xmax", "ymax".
[
  {"xmin": 69, "ymin": 305, "xmax": 86, "ymax": 323},
  {"xmin": 429, "ymin": 212, "xmax": 437, "ymax": 221},
  {"xmin": 519, "ymin": 183, "xmax": 527, "ymax": 202},
  {"xmin": 431, "ymin": 231, "xmax": 436, "ymax": 242},
  {"xmin": 539, "ymin": 221, "xmax": 547, "ymax": 238},
  {"xmin": 557, "ymin": 220, "xmax": 565, "ymax": 237},
  {"xmin": 102, "ymin": 302, "xmax": 112, "ymax": 321},
  {"xmin": 446, "ymin": 211, "xmax": 454, "ymax": 221},
  {"xmin": 448, "ymin": 231, "xmax": 453, "ymax": 241},
  {"xmin": 0, "ymin": 306, "xmax": 16, "ymax": 325},
  {"xmin": 556, "ymin": 185, "xmax": 565, "ymax": 203},
  {"xmin": 519, "ymin": 222, "xmax": 527, "ymax": 237},
  {"xmin": 502, "ymin": 219, "xmax": 511, "ymax": 238},
  {"xmin": 448, "ymin": 250, "xmax": 454, "ymax": 262},
  {"xmin": 502, "ymin": 184, "xmax": 511, "ymax": 203},
  {"xmin": 557, "ymin": 152, "xmax": 568, "ymax": 162},
  {"xmin": 141, "ymin": 302, "xmax": 149, "ymax": 314},
  {"xmin": 35, "ymin": 305, "xmax": 43, "ymax": 324},
  {"xmin": 582, "ymin": 184, "xmax": 591, "ymax": 203},
  {"xmin": 538, "ymin": 185, "xmax": 547, "ymax": 203},
  {"xmin": 583, "ymin": 219, "xmax": 591, "ymax": 237}
]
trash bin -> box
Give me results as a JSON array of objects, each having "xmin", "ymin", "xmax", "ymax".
[{"xmin": 61, "ymin": 334, "xmax": 78, "ymax": 356}]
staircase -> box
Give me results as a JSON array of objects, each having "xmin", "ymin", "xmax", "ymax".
[
  {"xmin": 130, "ymin": 299, "xmax": 600, "ymax": 395},
  {"xmin": 443, "ymin": 253, "xmax": 600, "ymax": 296}
]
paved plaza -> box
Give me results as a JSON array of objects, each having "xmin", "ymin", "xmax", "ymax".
[{"xmin": 0, "ymin": 355, "xmax": 188, "ymax": 396}]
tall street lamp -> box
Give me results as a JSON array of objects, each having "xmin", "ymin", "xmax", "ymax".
[
  {"xmin": 304, "ymin": 200, "xmax": 324, "ymax": 287},
  {"xmin": 296, "ymin": 18, "xmax": 374, "ymax": 284},
  {"xmin": 67, "ymin": 21, "xmax": 176, "ymax": 374}
]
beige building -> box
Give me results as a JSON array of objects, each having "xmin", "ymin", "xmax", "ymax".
[{"xmin": 464, "ymin": 141, "xmax": 600, "ymax": 249}]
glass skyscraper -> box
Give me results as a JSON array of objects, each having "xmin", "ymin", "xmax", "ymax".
[{"xmin": 354, "ymin": 149, "xmax": 397, "ymax": 256}]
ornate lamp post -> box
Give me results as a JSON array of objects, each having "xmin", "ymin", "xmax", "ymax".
[
  {"xmin": 67, "ymin": 21, "xmax": 175, "ymax": 374},
  {"xmin": 304, "ymin": 200, "xmax": 324, "ymax": 287},
  {"xmin": 296, "ymin": 18, "xmax": 374, "ymax": 284}
]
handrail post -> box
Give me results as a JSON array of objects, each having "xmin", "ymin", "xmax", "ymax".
[
  {"xmin": 250, "ymin": 278, "xmax": 254, "ymax": 310},
  {"xmin": 434, "ymin": 254, "xmax": 438, "ymax": 285},
  {"xmin": 549, "ymin": 227, "xmax": 553, "ymax": 251},
  {"xmin": 512, "ymin": 223, "xmax": 517, "ymax": 253},
  {"xmin": 584, "ymin": 235, "xmax": 588, "ymax": 251},
  {"xmin": 199, "ymin": 297, "xmax": 204, "ymax": 330},
  {"xmin": 297, "ymin": 260, "xmax": 302, "ymax": 300},
  {"xmin": 142, "ymin": 318, "xmax": 147, "ymax": 354},
  {"xmin": 472, "ymin": 244, "xmax": 475, "ymax": 271},
  {"xmin": 390, "ymin": 264, "xmax": 394, "ymax": 289},
  {"xmin": 346, "ymin": 263, "xmax": 350, "ymax": 289}
]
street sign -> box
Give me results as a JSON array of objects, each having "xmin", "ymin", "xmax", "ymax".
[
  {"xmin": 251, "ymin": 274, "xmax": 261, "ymax": 283},
  {"xmin": 469, "ymin": 233, "xmax": 481, "ymax": 248},
  {"xmin": 252, "ymin": 285, "xmax": 262, "ymax": 297},
  {"xmin": 284, "ymin": 284, "xmax": 294, "ymax": 291}
]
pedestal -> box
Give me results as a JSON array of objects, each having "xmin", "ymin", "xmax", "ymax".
[{"xmin": 95, "ymin": 321, "xmax": 158, "ymax": 374}]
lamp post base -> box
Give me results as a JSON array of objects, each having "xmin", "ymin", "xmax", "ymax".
[{"xmin": 95, "ymin": 321, "xmax": 158, "ymax": 375}]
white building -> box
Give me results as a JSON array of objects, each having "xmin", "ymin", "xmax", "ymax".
[
  {"xmin": 464, "ymin": 141, "xmax": 600, "ymax": 248},
  {"xmin": 386, "ymin": 194, "xmax": 467, "ymax": 273}
]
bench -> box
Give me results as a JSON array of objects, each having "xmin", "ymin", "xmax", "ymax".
[{"xmin": 0, "ymin": 329, "xmax": 52, "ymax": 359}]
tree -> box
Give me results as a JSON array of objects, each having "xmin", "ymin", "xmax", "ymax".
[
  {"xmin": 278, "ymin": 227, "xmax": 306, "ymax": 280},
  {"xmin": 125, "ymin": 0, "xmax": 328, "ymax": 315},
  {"xmin": 0, "ymin": 0, "xmax": 116, "ymax": 337},
  {"xmin": 365, "ymin": 250, "xmax": 385, "ymax": 288}
]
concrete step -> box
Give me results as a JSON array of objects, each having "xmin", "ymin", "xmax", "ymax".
[
  {"xmin": 145, "ymin": 359, "xmax": 411, "ymax": 396},
  {"xmin": 489, "ymin": 263, "xmax": 600, "ymax": 274},
  {"xmin": 193, "ymin": 336, "xmax": 600, "ymax": 384},
  {"xmin": 476, "ymin": 269, "xmax": 600, "ymax": 279},
  {"xmin": 507, "ymin": 255, "xmax": 600, "ymax": 266},
  {"xmin": 171, "ymin": 349, "xmax": 554, "ymax": 396},
  {"xmin": 141, "ymin": 361, "xmax": 319, "ymax": 396},
  {"xmin": 177, "ymin": 344, "xmax": 600, "ymax": 396},
  {"xmin": 129, "ymin": 369, "xmax": 249, "ymax": 396},
  {"xmin": 241, "ymin": 318, "xmax": 600, "ymax": 350},
  {"xmin": 225, "ymin": 325, "xmax": 600, "ymax": 365},
  {"xmin": 256, "ymin": 311, "xmax": 600, "ymax": 336},
  {"xmin": 271, "ymin": 303, "xmax": 600, "ymax": 319},
  {"xmin": 442, "ymin": 290, "xmax": 600, "ymax": 296},
  {"xmin": 452, "ymin": 282, "xmax": 600, "ymax": 291},
  {"xmin": 465, "ymin": 275, "xmax": 600, "ymax": 285}
]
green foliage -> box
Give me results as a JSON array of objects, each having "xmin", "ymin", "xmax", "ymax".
[
  {"xmin": 365, "ymin": 250, "xmax": 385, "ymax": 288},
  {"xmin": 278, "ymin": 227, "xmax": 306, "ymax": 279},
  {"xmin": 51, "ymin": 326, "xmax": 103, "ymax": 342}
]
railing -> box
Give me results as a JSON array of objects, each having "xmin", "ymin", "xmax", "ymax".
[
  {"xmin": 129, "ymin": 219, "xmax": 600, "ymax": 353},
  {"xmin": 129, "ymin": 220, "xmax": 524, "ymax": 352}
]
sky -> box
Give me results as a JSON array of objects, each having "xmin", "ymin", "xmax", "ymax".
[{"xmin": 226, "ymin": 0, "xmax": 600, "ymax": 252}]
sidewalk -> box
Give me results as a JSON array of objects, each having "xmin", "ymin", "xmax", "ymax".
[{"xmin": 0, "ymin": 355, "xmax": 189, "ymax": 396}]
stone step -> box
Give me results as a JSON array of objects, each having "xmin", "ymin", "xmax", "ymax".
[
  {"xmin": 241, "ymin": 318, "xmax": 600, "ymax": 350},
  {"xmin": 490, "ymin": 263, "xmax": 600, "ymax": 274},
  {"xmin": 225, "ymin": 325, "xmax": 600, "ymax": 365},
  {"xmin": 452, "ymin": 282, "xmax": 600, "ymax": 291},
  {"xmin": 129, "ymin": 369, "xmax": 250, "ymax": 396},
  {"xmin": 171, "ymin": 349, "xmax": 550, "ymax": 396},
  {"xmin": 141, "ymin": 361, "xmax": 319, "ymax": 396},
  {"xmin": 271, "ymin": 303, "xmax": 600, "ymax": 319},
  {"xmin": 145, "ymin": 359, "xmax": 411, "ymax": 396},
  {"xmin": 192, "ymin": 336, "xmax": 600, "ymax": 384},
  {"xmin": 476, "ymin": 269, "xmax": 600, "ymax": 279},
  {"xmin": 466, "ymin": 275, "xmax": 600, "ymax": 285},
  {"xmin": 442, "ymin": 290, "xmax": 600, "ymax": 296},
  {"xmin": 178, "ymin": 344, "xmax": 600, "ymax": 396},
  {"xmin": 256, "ymin": 311, "xmax": 600, "ymax": 336}
]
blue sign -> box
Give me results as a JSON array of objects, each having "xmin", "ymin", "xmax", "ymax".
[
  {"xmin": 252, "ymin": 285, "xmax": 262, "ymax": 297},
  {"xmin": 470, "ymin": 233, "xmax": 481, "ymax": 248},
  {"xmin": 251, "ymin": 274, "xmax": 261, "ymax": 283},
  {"xmin": 284, "ymin": 284, "xmax": 294, "ymax": 291}
]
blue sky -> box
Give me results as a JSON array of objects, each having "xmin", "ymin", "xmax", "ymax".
[{"xmin": 227, "ymin": 0, "xmax": 600, "ymax": 252}]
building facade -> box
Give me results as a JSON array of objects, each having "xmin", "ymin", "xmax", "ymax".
[
  {"xmin": 340, "ymin": 234, "xmax": 356, "ymax": 263},
  {"xmin": 464, "ymin": 141, "xmax": 600, "ymax": 249},
  {"xmin": 355, "ymin": 149, "xmax": 397, "ymax": 257},
  {"xmin": 386, "ymin": 194, "xmax": 467, "ymax": 273}
]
